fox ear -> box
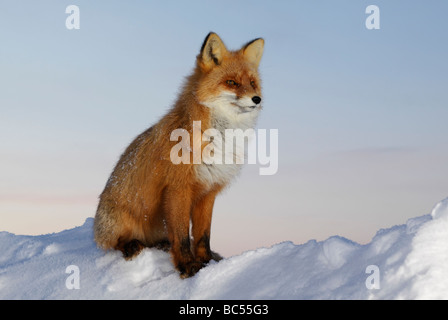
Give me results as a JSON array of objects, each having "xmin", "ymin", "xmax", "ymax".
[
  {"xmin": 198, "ymin": 32, "xmax": 228, "ymax": 71},
  {"xmin": 242, "ymin": 38, "xmax": 264, "ymax": 67}
]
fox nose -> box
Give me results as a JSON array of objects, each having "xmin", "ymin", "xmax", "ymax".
[{"xmin": 252, "ymin": 96, "xmax": 262, "ymax": 105}]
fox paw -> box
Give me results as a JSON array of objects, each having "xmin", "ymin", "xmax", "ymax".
[
  {"xmin": 178, "ymin": 261, "xmax": 204, "ymax": 279},
  {"xmin": 211, "ymin": 250, "xmax": 223, "ymax": 262},
  {"xmin": 122, "ymin": 239, "xmax": 145, "ymax": 260}
]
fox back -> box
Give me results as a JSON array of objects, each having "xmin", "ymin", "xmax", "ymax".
[{"xmin": 94, "ymin": 32, "xmax": 264, "ymax": 278}]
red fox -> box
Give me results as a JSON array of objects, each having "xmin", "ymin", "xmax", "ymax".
[{"xmin": 94, "ymin": 32, "xmax": 264, "ymax": 278}]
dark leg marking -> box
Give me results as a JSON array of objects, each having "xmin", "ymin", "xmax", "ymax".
[
  {"xmin": 153, "ymin": 239, "xmax": 171, "ymax": 252},
  {"xmin": 122, "ymin": 239, "xmax": 145, "ymax": 259}
]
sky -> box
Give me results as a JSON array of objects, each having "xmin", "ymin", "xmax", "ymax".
[{"xmin": 1, "ymin": 1, "xmax": 448, "ymax": 256}]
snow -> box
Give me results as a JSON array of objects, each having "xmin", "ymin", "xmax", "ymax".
[{"xmin": 1, "ymin": 197, "xmax": 448, "ymax": 300}]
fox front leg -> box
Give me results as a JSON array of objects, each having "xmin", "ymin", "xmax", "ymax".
[
  {"xmin": 191, "ymin": 188, "xmax": 223, "ymax": 265},
  {"xmin": 164, "ymin": 187, "xmax": 202, "ymax": 278}
]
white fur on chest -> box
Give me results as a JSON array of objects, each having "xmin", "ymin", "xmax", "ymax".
[{"xmin": 195, "ymin": 91, "xmax": 260, "ymax": 188}]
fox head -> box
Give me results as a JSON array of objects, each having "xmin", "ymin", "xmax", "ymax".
[{"xmin": 195, "ymin": 32, "xmax": 265, "ymax": 128}]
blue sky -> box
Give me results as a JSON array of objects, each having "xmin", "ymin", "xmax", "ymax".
[{"xmin": 1, "ymin": 1, "xmax": 448, "ymax": 256}]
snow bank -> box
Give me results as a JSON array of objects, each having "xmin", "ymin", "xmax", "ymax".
[{"xmin": 1, "ymin": 198, "xmax": 447, "ymax": 300}]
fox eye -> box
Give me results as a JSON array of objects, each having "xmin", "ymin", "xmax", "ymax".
[
  {"xmin": 226, "ymin": 80, "xmax": 239, "ymax": 87},
  {"xmin": 250, "ymin": 80, "xmax": 256, "ymax": 88}
]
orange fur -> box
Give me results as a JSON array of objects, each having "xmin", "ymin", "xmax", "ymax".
[{"xmin": 94, "ymin": 32, "xmax": 264, "ymax": 277}]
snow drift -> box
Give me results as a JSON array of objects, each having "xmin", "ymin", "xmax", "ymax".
[{"xmin": 1, "ymin": 197, "xmax": 447, "ymax": 300}]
